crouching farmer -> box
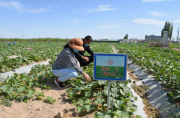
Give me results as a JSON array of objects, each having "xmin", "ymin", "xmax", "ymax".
[
  {"xmin": 75, "ymin": 35, "xmax": 94, "ymax": 66},
  {"xmin": 52, "ymin": 38, "xmax": 91, "ymax": 88}
]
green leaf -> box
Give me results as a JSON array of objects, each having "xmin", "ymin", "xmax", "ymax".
[
  {"xmin": 85, "ymin": 91, "xmax": 91, "ymax": 97},
  {"xmin": 98, "ymin": 80, "xmax": 107, "ymax": 85},
  {"xmin": 114, "ymin": 100, "xmax": 125, "ymax": 109},
  {"xmin": 121, "ymin": 98, "xmax": 131, "ymax": 102},
  {"xmin": 77, "ymin": 106, "xmax": 83, "ymax": 113},
  {"xmin": 24, "ymin": 99, "xmax": 29, "ymax": 103},
  {"xmin": 120, "ymin": 89, "xmax": 125, "ymax": 96},
  {"xmin": 113, "ymin": 110, "xmax": 129, "ymax": 118},
  {"xmin": 93, "ymin": 92, "xmax": 102, "ymax": 97},
  {"xmin": 135, "ymin": 115, "xmax": 142, "ymax": 118},
  {"xmin": 173, "ymin": 95, "xmax": 180, "ymax": 100},
  {"xmin": 84, "ymin": 99, "xmax": 91, "ymax": 104},
  {"xmin": 7, "ymin": 87, "xmax": 14, "ymax": 94},
  {"xmin": 76, "ymin": 99, "xmax": 84, "ymax": 105},
  {"xmin": 27, "ymin": 90, "xmax": 35, "ymax": 98},
  {"xmin": 37, "ymin": 92, "xmax": 45, "ymax": 97},
  {"xmin": 1, "ymin": 85, "xmax": 9, "ymax": 92},
  {"xmin": 22, "ymin": 77, "xmax": 28, "ymax": 81},
  {"xmin": 17, "ymin": 86, "xmax": 25, "ymax": 93},
  {"xmin": 121, "ymin": 104, "xmax": 127, "ymax": 109},
  {"xmin": 29, "ymin": 82, "xmax": 33, "ymax": 87},
  {"xmin": 95, "ymin": 98, "xmax": 104, "ymax": 104},
  {"xmin": 85, "ymin": 105, "xmax": 91, "ymax": 112},
  {"xmin": 43, "ymin": 96, "xmax": 56, "ymax": 104},
  {"xmin": 94, "ymin": 112, "xmax": 111, "ymax": 118}
]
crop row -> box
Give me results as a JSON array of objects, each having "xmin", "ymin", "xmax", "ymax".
[
  {"xmin": 0, "ymin": 42, "xmax": 66, "ymax": 73},
  {"xmin": 114, "ymin": 43, "xmax": 180, "ymax": 104}
]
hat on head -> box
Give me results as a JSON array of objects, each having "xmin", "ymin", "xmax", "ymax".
[{"xmin": 68, "ymin": 38, "xmax": 84, "ymax": 51}]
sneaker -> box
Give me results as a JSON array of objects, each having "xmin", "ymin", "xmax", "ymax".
[
  {"xmin": 54, "ymin": 79, "xmax": 65, "ymax": 88},
  {"xmin": 59, "ymin": 81, "xmax": 65, "ymax": 87}
]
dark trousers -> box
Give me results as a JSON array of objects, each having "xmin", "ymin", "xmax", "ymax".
[{"xmin": 76, "ymin": 55, "xmax": 94, "ymax": 67}]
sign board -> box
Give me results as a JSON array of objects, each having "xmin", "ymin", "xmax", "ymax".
[{"xmin": 94, "ymin": 53, "xmax": 127, "ymax": 81}]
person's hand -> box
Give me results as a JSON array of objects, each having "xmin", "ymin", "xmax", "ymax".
[
  {"xmin": 82, "ymin": 56, "xmax": 89, "ymax": 62},
  {"xmin": 77, "ymin": 61, "xmax": 80, "ymax": 67},
  {"xmin": 82, "ymin": 72, "xmax": 91, "ymax": 82}
]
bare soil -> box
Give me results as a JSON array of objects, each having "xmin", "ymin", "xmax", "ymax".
[
  {"xmin": 172, "ymin": 48, "xmax": 180, "ymax": 52},
  {"xmin": 0, "ymin": 82, "xmax": 95, "ymax": 118}
]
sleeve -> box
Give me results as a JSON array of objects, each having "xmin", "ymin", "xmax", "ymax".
[
  {"xmin": 75, "ymin": 52, "xmax": 83, "ymax": 58},
  {"xmin": 86, "ymin": 46, "xmax": 94, "ymax": 56},
  {"xmin": 65, "ymin": 51, "xmax": 84, "ymax": 74}
]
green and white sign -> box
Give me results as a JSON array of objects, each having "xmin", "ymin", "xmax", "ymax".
[{"xmin": 94, "ymin": 53, "xmax": 127, "ymax": 81}]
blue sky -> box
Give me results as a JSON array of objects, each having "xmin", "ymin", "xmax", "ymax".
[
  {"xmin": 0, "ymin": 0, "xmax": 180, "ymax": 40},
  {"xmin": 96, "ymin": 55, "xmax": 125, "ymax": 67}
]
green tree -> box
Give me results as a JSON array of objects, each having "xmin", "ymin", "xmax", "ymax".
[
  {"xmin": 161, "ymin": 21, "xmax": 173, "ymax": 40},
  {"xmin": 124, "ymin": 34, "xmax": 128, "ymax": 39}
]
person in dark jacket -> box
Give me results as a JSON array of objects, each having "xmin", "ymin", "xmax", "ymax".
[
  {"xmin": 52, "ymin": 38, "xmax": 91, "ymax": 88},
  {"xmin": 75, "ymin": 35, "xmax": 94, "ymax": 66}
]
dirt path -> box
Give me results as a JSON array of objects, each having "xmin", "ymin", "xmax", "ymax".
[
  {"xmin": 172, "ymin": 48, "xmax": 180, "ymax": 52},
  {"xmin": 0, "ymin": 82, "xmax": 95, "ymax": 118}
]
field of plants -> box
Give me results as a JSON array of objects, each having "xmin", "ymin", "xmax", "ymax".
[
  {"xmin": 0, "ymin": 41, "xmax": 142, "ymax": 118},
  {"xmin": 0, "ymin": 39, "xmax": 180, "ymax": 117},
  {"xmin": 114, "ymin": 43, "xmax": 180, "ymax": 105},
  {"xmin": 0, "ymin": 42, "xmax": 68, "ymax": 73}
]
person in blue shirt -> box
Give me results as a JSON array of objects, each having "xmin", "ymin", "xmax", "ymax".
[{"xmin": 74, "ymin": 35, "xmax": 94, "ymax": 66}]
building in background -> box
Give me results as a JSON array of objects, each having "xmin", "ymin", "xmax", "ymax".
[{"xmin": 145, "ymin": 35, "xmax": 161, "ymax": 41}]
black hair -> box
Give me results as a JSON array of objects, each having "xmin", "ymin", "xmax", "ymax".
[
  {"xmin": 63, "ymin": 43, "xmax": 69, "ymax": 49},
  {"xmin": 84, "ymin": 35, "xmax": 92, "ymax": 41},
  {"xmin": 63, "ymin": 43, "xmax": 73, "ymax": 52}
]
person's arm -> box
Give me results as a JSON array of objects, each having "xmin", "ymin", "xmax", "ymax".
[
  {"xmin": 66, "ymin": 51, "xmax": 91, "ymax": 81},
  {"xmin": 75, "ymin": 52, "xmax": 83, "ymax": 58},
  {"xmin": 75, "ymin": 51, "xmax": 89, "ymax": 62},
  {"xmin": 86, "ymin": 46, "xmax": 94, "ymax": 56}
]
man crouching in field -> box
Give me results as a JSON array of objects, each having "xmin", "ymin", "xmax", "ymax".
[{"xmin": 74, "ymin": 35, "xmax": 94, "ymax": 66}]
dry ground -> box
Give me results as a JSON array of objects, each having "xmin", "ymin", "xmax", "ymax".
[
  {"xmin": 0, "ymin": 82, "xmax": 95, "ymax": 118},
  {"xmin": 172, "ymin": 48, "xmax": 180, "ymax": 52}
]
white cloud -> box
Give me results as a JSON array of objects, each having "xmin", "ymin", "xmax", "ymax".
[
  {"xmin": 123, "ymin": 22, "xmax": 130, "ymax": 24},
  {"xmin": 27, "ymin": 8, "xmax": 50, "ymax": 13},
  {"xmin": 174, "ymin": 19, "xmax": 180, "ymax": 23},
  {"xmin": 149, "ymin": 12, "xmax": 163, "ymax": 16},
  {"xmin": 149, "ymin": 11, "xmax": 170, "ymax": 16},
  {"xmin": 96, "ymin": 23, "xmax": 119, "ymax": 28},
  {"xmin": 73, "ymin": 20, "xmax": 83, "ymax": 22},
  {"xmin": 0, "ymin": 1, "xmax": 52, "ymax": 13},
  {"xmin": 132, "ymin": 19, "xmax": 165, "ymax": 25},
  {"xmin": 0, "ymin": 1, "xmax": 24, "ymax": 11},
  {"xmin": 66, "ymin": 20, "xmax": 83, "ymax": 24},
  {"xmin": 87, "ymin": 4, "xmax": 115, "ymax": 13},
  {"xmin": 96, "ymin": 21, "xmax": 106, "ymax": 23},
  {"xmin": 142, "ymin": 0, "xmax": 173, "ymax": 2}
]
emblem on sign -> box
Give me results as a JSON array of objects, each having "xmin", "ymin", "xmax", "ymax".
[{"xmin": 107, "ymin": 59, "xmax": 113, "ymax": 65}]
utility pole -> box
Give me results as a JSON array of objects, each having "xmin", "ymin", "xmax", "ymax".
[{"xmin": 171, "ymin": 20, "xmax": 173, "ymax": 41}]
